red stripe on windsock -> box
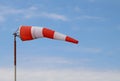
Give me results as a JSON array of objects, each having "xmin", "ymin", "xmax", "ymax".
[
  {"xmin": 66, "ymin": 36, "xmax": 78, "ymax": 44},
  {"xmin": 43, "ymin": 28, "xmax": 55, "ymax": 39},
  {"xmin": 20, "ymin": 26, "xmax": 33, "ymax": 41}
]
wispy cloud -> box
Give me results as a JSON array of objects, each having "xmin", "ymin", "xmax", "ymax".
[
  {"xmin": 25, "ymin": 56, "xmax": 73, "ymax": 65},
  {"xmin": 56, "ymin": 46, "xmax": 102, "ymax": 54},
  {"xmin": 26, "ymin": 12, "xmax": 68, "ymax": 21},
  {"xmin": 77, "ymin": 15, "xmax": 105, "ymax": 21},
  {"xmin": 41, "ymin": 13, "xmax": 68, "ymax": 21},
  {"xmin": 40, "ymin": 46, "xmax": 102, "ymax": 54},
  {"xmin": 0, "ymin": 5, "xmax": 23, "ymax": 16},
  {"xmin": 16, "ymin": 56, "xmax": 92, "ymax": 69},
  {"xmin": 0, "ymin": 5, "xmax": 68, "ymax": 23},
  {"xmin": 0, "ymin": 5, "xmax": 27, "ymax": 22},
  {"xmin": 1, "ymin": 68, "xmax": 120, "ymax": 81},
  {"xmin": 81, "ymin": 47, "xmax": 102, "ymax": 54}
]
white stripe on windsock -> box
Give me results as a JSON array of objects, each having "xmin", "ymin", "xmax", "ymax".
[
  {"xmin": 31, "ymin": 26, "xmax": 43, "ymax": 39},
  {"xmin": 54, "ymin": 32, "xmax": 66, "ymax": 41}
]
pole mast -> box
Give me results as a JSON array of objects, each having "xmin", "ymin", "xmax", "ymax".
[{"xmin": 13, "ymin": 33, "xmax": 17, "ymax": 81}]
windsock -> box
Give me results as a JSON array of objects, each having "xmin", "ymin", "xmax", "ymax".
[{"xmin": 17, "ymin": 26, "xmax": 78, "ymax": 44}]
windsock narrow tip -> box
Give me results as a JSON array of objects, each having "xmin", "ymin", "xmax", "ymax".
[{"xmin": 66, "ymin": 36, "xmax": 79, "ymax": 44}]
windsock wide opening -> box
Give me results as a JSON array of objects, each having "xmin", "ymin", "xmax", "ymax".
[{"xmin": 19, "ymin": 26, "xmax": 33, "ymax": 41}]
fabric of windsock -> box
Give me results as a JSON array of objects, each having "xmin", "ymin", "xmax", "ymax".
[{"xmin": 18, "ymin": 25, "xmax": 78, "ymax": 44}]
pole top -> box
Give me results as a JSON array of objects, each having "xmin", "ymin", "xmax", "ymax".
[
  {"xmin": 13, "ymin": 32, "xmax": 17, "ymax": 36},
  {"xmin": 13, "ymin": 27, "xmax": 19, "ymax": 37}
]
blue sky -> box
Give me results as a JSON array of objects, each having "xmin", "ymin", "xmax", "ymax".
[{"xmin": 0, "ymin": 0, "xmax": 120, "ymax": 81}]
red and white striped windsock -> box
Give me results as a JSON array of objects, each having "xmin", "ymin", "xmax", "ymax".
[{"xmin": 18, "ymin": 26, "xmax": 78, "ymax": 44}]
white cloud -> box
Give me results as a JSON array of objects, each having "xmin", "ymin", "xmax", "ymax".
[
  {"xmin": 57, "ymin": 46, "xmax": 102, "ymax": 54},
  {"xmin": 25, "ymin": 56, "xmax": 73, "ymax": 64},
  {"xmin": 16, "ymin": 55, "xmax": 92, "ymax": 69},
  {"xmin": 1, "ymin": 68, "xmax": 120, "ymax": 81},
  {"xmin": 0, "ymin": 5, "xmax": 23, "ymax": 15},
  {"xmin": 24, "ymin": 12, "xmax": 68, "ymax": 21},
  {"xmin": 0, "ymin": 68, "xmax": 13, "ymax": 81},
  {"xmin": 41, "ymin": 13, "xmax": 68, "ymax": 21},
  {"xmin": 81, "ymin": 47, "xmax": 102, "ymax": 54},
  {"xmin": 77, "ymin": 15, "xmax": 105, "ymax": 21},
  {"xmin": 0, "ymin": 5, "xmax": 68, "ymax": 23},
  {"xmin": 0, "ymin": 5, "xmax": 24, "ymax": 22},
  {"xmin": 38, "ymin": 46, "xmax": 102, "ymax": 54}
]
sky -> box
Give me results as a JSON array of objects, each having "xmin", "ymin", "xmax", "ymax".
[{"xmin": 0, "ymin": 0, "xmax": 120, "ymax": 81}]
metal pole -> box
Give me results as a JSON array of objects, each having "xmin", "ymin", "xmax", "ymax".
[{"xmin": 14, "ymin": 33, "xmax": 17, "ymax": 81}]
